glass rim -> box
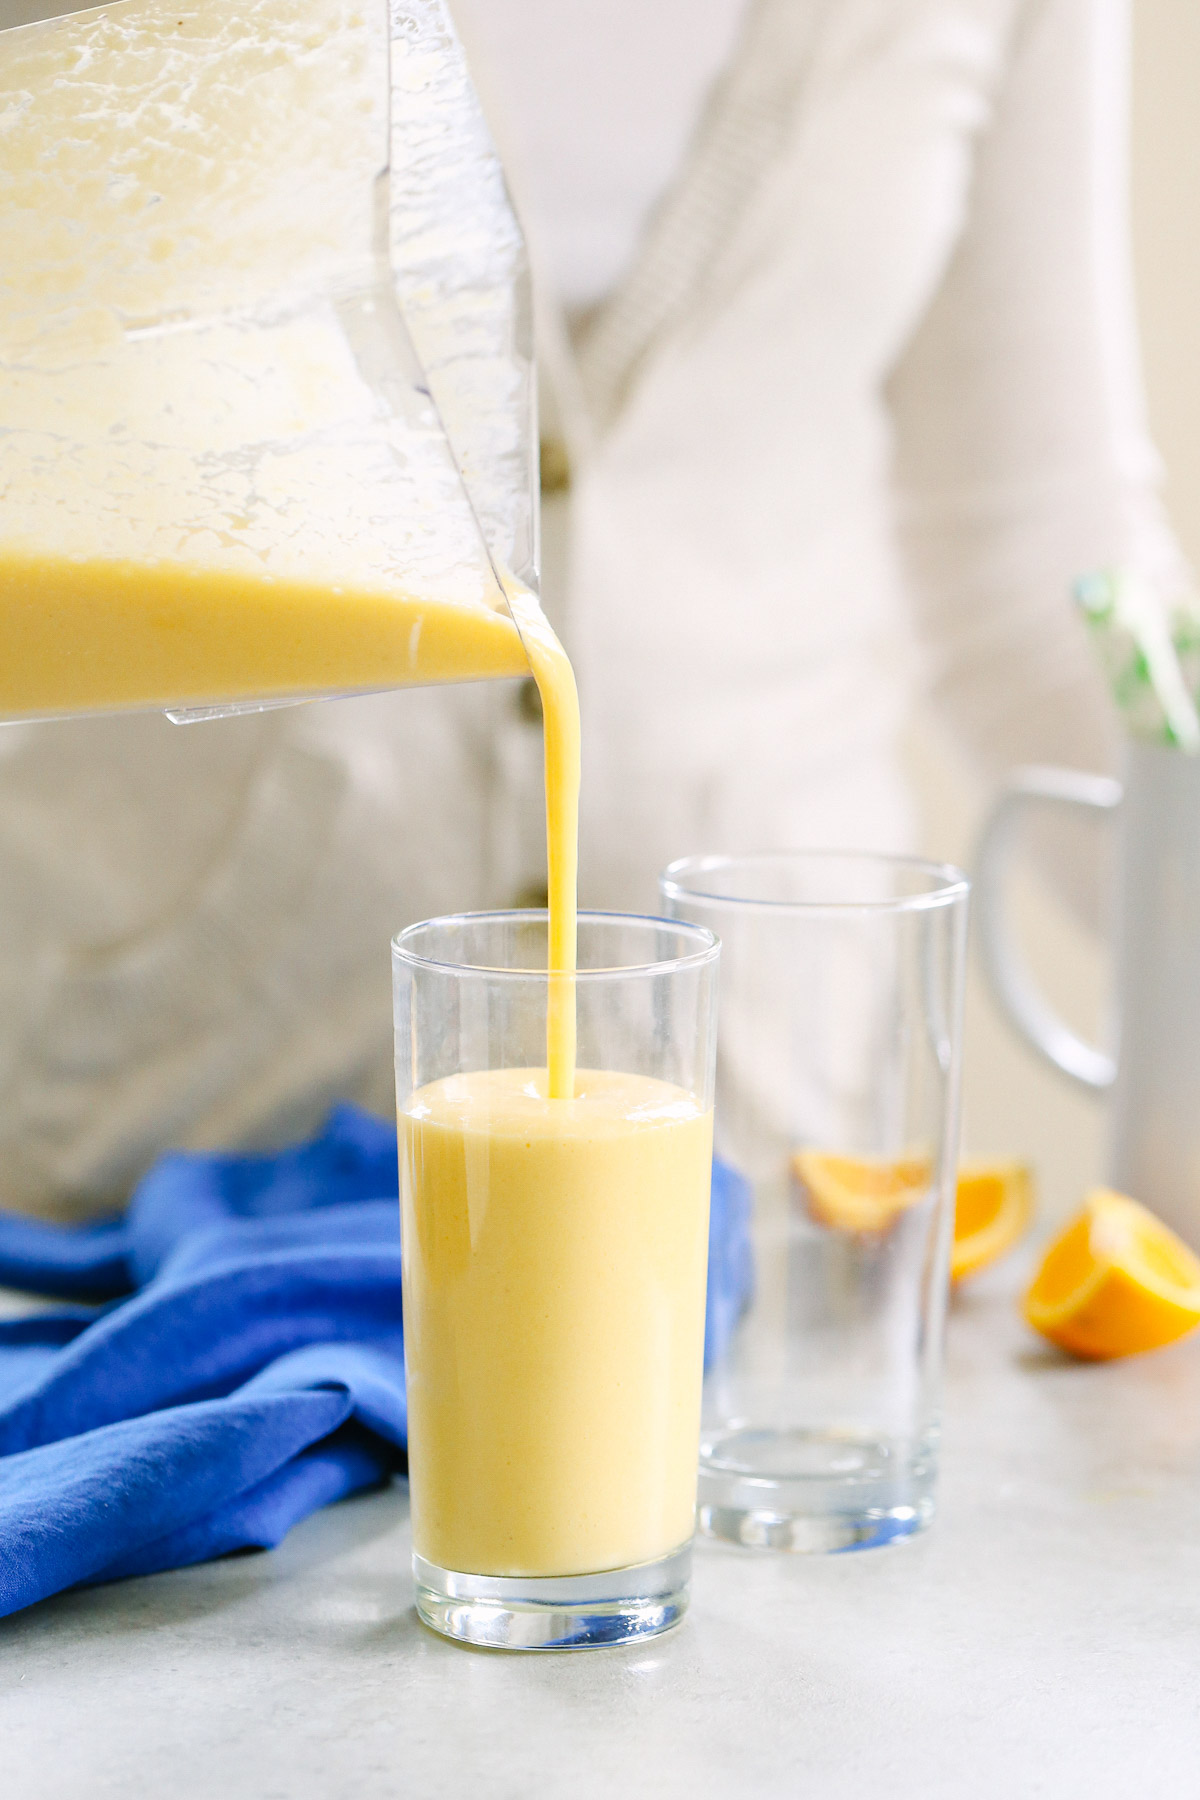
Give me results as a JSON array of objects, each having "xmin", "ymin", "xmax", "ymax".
[
  {"xmin": 391, "ymin": 908, "xmax": 721, "ymax": 980},
  {"xmin": 660, "ymin": 850, "xmax": 970, "ymax": 916}
]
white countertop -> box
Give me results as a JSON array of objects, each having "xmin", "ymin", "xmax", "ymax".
[{"xmin": 3, "ymin": 1258, "xmax": 1199, "ymax": 1799}]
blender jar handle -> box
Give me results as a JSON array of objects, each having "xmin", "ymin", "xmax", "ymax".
[{"xmin": 974, "ymin": 766, "xmax": 1122, "ymax": 1092}]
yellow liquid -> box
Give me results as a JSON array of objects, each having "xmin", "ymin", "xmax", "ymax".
[
  {"xmin": 505, "ymin": 585, "xmax": 580, "ymax": 1098},
  {"xmin": 0, "ymin": 550, "xmax": 530, "ymax": 718},
  {"xmin": 400, "ymin": 1067, "xmax": 713, "ymax": 1577}
]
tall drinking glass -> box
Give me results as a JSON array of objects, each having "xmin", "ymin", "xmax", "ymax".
[
  {"xmin": 394, "ymin": 911, "xmax": 719, "ymax": 1648},
  {"xmin": 661, "ymin": 853, "xmax": 969, "ymax": 1552}
]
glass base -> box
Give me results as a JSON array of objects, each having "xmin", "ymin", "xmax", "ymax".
[
  {"xmin": 412, "ymin": 1543, "xmax": 692, "ymax": 1650},
  {"xmin": 697, "ymin": 1427, "xmax": 935, "ymax": 1553}
]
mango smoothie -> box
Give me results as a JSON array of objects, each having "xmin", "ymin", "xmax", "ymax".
[
  {"xmin": 0, "ymin": 550, "xmax": 530, "ymax": 720},
  {"xmin": 400, "ymin": 1067, "xmax": 713, "ymax": 1577}
]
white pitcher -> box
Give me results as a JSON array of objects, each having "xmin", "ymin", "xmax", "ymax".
[{"xmin": 976, "ymin": 741, "xmax": 1200, "ymax": 1247}]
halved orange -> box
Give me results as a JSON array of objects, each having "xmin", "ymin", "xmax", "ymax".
[
  {"xmin": 1023, "ymin": 1188, "xmax": 1200, "ymax": 1359},
  {"xmin": 792, "ymin": 1150, "xmax": 931, "ymax": 1234},
  {"xmin": 952, "ymin": 1162, "xmax": 1035, "ymax": 1282}
]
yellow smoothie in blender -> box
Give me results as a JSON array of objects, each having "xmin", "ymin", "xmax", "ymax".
[
  {"xmin": 0, "ymin": 550, "xmax": 531, "ymax": 719},
  {"xmin": 0, "ymin": 0, "xmax": 532, "ymax": 720}
]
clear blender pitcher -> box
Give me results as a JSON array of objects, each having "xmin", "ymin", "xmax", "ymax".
[{"xmin": 0, "ymin": 0, "xmax": 537, "ymax": 722}]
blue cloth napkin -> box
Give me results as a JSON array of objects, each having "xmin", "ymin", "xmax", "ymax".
[{"xmin": 0, "ymin": 1106, "xmax": 752, "ymax": 1619}]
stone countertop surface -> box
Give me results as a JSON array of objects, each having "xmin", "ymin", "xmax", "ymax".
[{"xmin": 2, "ymin": 1262, "xmax": 1199, "ymax": 1800}]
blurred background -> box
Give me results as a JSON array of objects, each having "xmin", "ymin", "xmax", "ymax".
[{"xmin": 917, "ymin": 0, "xmax": 1200, "ymax": 1221}]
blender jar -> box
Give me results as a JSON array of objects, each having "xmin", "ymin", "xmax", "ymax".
[{"xmin": 0, "ymin": 0, "xmax": 537, "ymax": 720}]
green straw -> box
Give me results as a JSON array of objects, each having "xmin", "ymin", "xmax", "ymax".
[{"xmin": 1075, "ymin": 568, "xmax": 1200, "ymax": 753}]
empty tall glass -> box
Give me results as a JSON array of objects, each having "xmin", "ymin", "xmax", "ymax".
[{"xmin": 661, "ymin": 853, "xmax": 969, "ymax": 1552}]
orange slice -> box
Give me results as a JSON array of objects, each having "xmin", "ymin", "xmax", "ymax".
[
  {"xmin": 1023, "ymin": 1188, "xmax": 1200, "ymax": 1359},
  {"xmin": 952, "ymin": 1162, "xmax": 1035, "ymax": 1282},
  {"xmin": 792, "ymin": 1150, "xmax": 931, "ymax": 1234}
]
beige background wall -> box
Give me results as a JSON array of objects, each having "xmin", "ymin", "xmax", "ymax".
[
  {"xmin": 1132, "ymin": 0, "xmax": 1200, "ymax": 573},
  {"xmin": 918, "ymin": 0, "xmax": 1200, "ymax": 1224}
]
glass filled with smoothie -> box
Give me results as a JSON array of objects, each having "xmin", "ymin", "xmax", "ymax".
[{"xmin": 394, "ymin": 911, "xmax": 719, "ymax": 1649}]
